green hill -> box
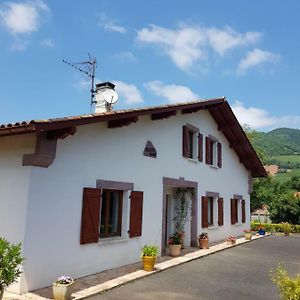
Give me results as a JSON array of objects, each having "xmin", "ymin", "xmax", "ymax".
[{"xmin": 252, "ymin": 128, "xmax": 300, "ymax": 156}]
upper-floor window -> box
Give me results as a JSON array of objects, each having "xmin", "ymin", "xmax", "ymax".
[
  {"xmin": 182, "ymin": 124, "xmax": 203, "ymax": 161},
  {"xmin": 205, "ymin": 136, "xmax": 222, "ymax": 168}
]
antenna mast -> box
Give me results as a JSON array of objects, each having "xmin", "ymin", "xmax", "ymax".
[{"xmin": 62, "ymin": 54, "xmax": 97, "ymax": 107}]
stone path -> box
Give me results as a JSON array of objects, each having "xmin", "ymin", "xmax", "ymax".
[{"xmin": 4, "ymin": 234, "xmax": 269, "ymax": 300}]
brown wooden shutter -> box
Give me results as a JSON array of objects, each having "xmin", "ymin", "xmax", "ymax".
[
  {"xmin": 182, "ymin": 126, "xmax": 189, "ymax": 158},
  {"xmin": 217, "ymin": 142, "xmax": 222, "ymax": 168},
  {"xmin": 217, "ymin": 197, "xmax": 224, "ymax": 226},
  {"xmin": 230, "ymin": 198, "xmax": 236, "ymax": 225},
  {"xmin": 241, "ymin": 199, "xmax": 246, "ymax": 223},
  {"xmin": 205, "ymin": 137, "xmax": 211, "ymax": 164},
  {"xmin": 129, "ymin": 191, "xmax": 143, "ymax": 238},
  {"xmin": 198, "ymin": 133, "xmax": 203, "ymax": 162},
  {"xmin": 202, "ymin": 196, "xmax": 209, "ymax": 228},
  {"xmin": 80, "ymin": 187, "xmax": 101, "ymax": 244}
]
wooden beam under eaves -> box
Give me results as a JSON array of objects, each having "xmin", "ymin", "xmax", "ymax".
[
  {"xmin": 151, "ymin": 110, "xmax": 177, "ymax": 120},
  {"xmin": 108, "ymin": 116, "xmax": 138, "ymax": 129}
]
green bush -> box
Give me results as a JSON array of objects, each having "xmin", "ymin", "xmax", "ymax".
[
  {"xmin": 251, "ymin": 221, "xmax": 300, "ymax": 233},
  {"xmin": 0, "ymin": 237, "xmax": 24, "ymax": 291},
  {"xmin": 141, "ymin": 245, "xmax": 159, "ymax": 257},
  {"xmin": 271, "ymin": 265, "xmax": 300, "ymax": 300}
]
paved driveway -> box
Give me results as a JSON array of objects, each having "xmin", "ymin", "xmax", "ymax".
[{"xmin": 91, "ymin": 236, "xmax": 300, "ymax": 300}]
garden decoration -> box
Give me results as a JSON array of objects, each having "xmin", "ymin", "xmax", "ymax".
[
  {"xmin": 198, "ymin": 232, "xmax": 209, "ymax": 249},
  {"xmin": 52, "ymin": 276, "xmax": 74, "ymax": 300},
  {"xmin": 141, "ymin": 245, "xmax": 159, "ymax": 271},
  {"xmin": 168, "ymin": 232, "xmax": 182, "ymax": 257}
]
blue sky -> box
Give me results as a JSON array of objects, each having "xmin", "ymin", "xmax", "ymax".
[{"xmin": 0, "ymin": 0, "xmax": 299, "ymax": 131}]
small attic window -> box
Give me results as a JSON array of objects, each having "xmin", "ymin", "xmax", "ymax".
[{"xmin": 143, "ymin": 141, "xmax": 157, "ymax": 158}]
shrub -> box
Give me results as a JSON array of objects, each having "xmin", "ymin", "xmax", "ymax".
[
  {"xmin": 251, "ymin": 221, "xmax": 300, "ymax": 233},
  {"xmin": 0, "ymin": 237, "xmax": 24, "ymax": 291},
  {"xmin": 271, "ymin": 265, "xmax": 300, "ymax": 300},
  {"xmin": 141, "ymin": 245, "xmax": 159, "ymax": 257}
]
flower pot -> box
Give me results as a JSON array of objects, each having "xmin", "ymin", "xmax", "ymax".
[
  {"xmin": 258, "ymin": 229, "xmax": 265, "ymax": 236},
  {"xmin": 244, "ymin": 232, "xmax": 252, "ymax": 240},
  {"xmin": 0, "ymin": 288, "xmax": 4, "ymax": 300},
  {"xmin": 198, "ymin": 238, "xmax": 209, "ymax": 249},
  {"xmin": 142, "ymin": 256, "xmax": 156, "ymax": 271},
  {"xmin": 52, "ymin": 282, "xmax": 74, "ymax": 300},
  {"xmin": 284, "ymin": 232, "xmax": 290, "ymax": 236},
  {"xmin": 169, "ymin": 244, "xmax": 182, "ymax": 257},
  {"xmin": 227, "ymin": 240, "xmax": 236, "ymax": 245}
]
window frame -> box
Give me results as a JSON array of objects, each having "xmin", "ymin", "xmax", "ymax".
[
  {"xmin": 183, "ymin": 124, "xmax": 199, "ymax": 160},
  {"xmin": 207, "ymin": 197, "xmax": 214, "ymax": 226},
  {"xmin": 100, "ymin": 189, "xmax": 123, "ymax": 238}
]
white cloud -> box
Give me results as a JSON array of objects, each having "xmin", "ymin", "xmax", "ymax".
[
  {"xmin": 113, "ymin": 80, "xmax": 143, "ymax": 104},
  {"xmin": 98, "ymin": 13, "xmax": 126, "ymax": 34},
  {"xmin": 40, "ymin": 38, "xmax": 54, "ymax": 48},
  {"xmin": 232, "ymin": 101, "xmax": 300, "ymax": 130},
  {"xmin": 0, "ymin": 0, "xmax": 49, "ymax": 35},
  {"xmin": 114, "ymin": 51, "xmax": 137, "ymax": 63},
  {"xmin": 137, "ymin": 24, "xmax": 262, "ymax": 71},
  {"xmin": 237, "ymin": 48, "xmax": 280, "ymax": 74},
  {"xmin": 145, "ymin": 80, "xmax": 199, "ymax": 103}
]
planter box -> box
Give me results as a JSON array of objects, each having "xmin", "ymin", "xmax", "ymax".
[
  {"xmin": 198, "ymin": 238, "xmax": 209, "ymax": 249},
  {"xmin": 53, "ymin": 282, "xmax": 74, "ymax": 300}
]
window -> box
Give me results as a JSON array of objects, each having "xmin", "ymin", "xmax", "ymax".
[
  {"xmin": 206, "ymin": 137, "xmax": 222, "ymax": 168},
  {"xmin": 182, "ymin": 125, "xmax": 202, "ymax": 161},
  {"xmin": 100, "ymin": 189, "xmax": 123, "ymax": 237},
  {"xmin": 231, "ymin": 197, "xmax": 245, "ymax": 225},
  {"xmin": 207, "ymin": 197, "xmax": 214, "ymax": 226}
]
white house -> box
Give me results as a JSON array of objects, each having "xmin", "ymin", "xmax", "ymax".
[{"xmin": 0, "ymin": 97, "xmax": 266, "ymax": 294}]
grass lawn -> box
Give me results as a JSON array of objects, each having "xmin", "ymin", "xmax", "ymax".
[
  {"xmin": 275, "ymin": 168, "xmax": 300, "ymax": 183},
  {"xmin": 272, "ymin": 155, "xmax": 300, "ymax": 164}
]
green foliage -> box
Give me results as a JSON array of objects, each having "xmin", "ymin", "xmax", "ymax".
[
  {"xmin": 141, "ymin": 245, "xmax": 159, "ymax": 257},
  {"xmin": 0, "ymin": 237, "xmax": 24, "ymax": 290},
  {"xmin": 251, "ymin": 222, "xmax": 300, "ymax": 233},
  {"xmin": 173, "ymin": 188, "xmax": 193, "ymax": 233},
  {"xmin": 271, "ymin": 155, "xmax": 300, "ymax": 169},
  {"xmin": 169, "ymin": 232, "xmax": 182, "ymax": 245},
  {"xmin": 271, "ymin": 265, "xmax": 300, "ymax": 300}
]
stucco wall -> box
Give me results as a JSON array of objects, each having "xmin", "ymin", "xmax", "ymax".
[
  {"xmin": 18, "ymin": 110, "xmax": 251, "ymax": 292},
  {"xmin": 0, "ymin": 134, "xmax": 34, "ymax": 293}
]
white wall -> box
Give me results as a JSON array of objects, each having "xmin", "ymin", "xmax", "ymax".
[
  {"xmin": 0, "ymin": 134, "xmax": 34, "ymax": 293},
  {"xmin": 10, "ymin": 110, "xmax": 251, "ymax": 292}
]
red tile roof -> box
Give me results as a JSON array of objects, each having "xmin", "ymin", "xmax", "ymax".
[{"xmin": 0, "ymin": 97, "xmax": 267, "ymax": 177}]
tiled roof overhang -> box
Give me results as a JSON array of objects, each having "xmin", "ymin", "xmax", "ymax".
[{"xmin": 0, "ymin": 97, "xmax": 267, "ymax": 177}]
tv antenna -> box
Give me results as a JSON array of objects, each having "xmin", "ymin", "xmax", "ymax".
[{"xmin": 62, "ymin": 54, "xmax": 97, "ymax": 107}]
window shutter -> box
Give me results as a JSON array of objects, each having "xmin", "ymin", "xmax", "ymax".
[
  {"xmin": 217, "ymin": 142, "xmax": 222, "ymax": 168},
  {"xmin": 198, "ymin": 133, "xmax": 203, "ymax": 162},
  {"xmin": 182, "ymin": 126, "xmax": 189, "ymax": 158},
  {"xmin": 205, "ymin": 137, "xmax": 211, "ymax": 165},
  {"xmin": 230, "ymin": 198, "xmax": 236, "ymax": 225},
  {"xmin": 201, "ymin": 196, "xmax": 209, "ymax": 228},
  {"xmin": 129, "ymin": 191, "xmax": 143, "ymax": 238},
  {"xmin": 218, "ymin": 197, "xmax": 224, "ymax": 226},
  {"xmin": 80, "ymin": 187, "xmax": 101, "ymax": 244},
  {"xmin": 241, "ymin": 199, "xmax": 246, "ymax": 223}
]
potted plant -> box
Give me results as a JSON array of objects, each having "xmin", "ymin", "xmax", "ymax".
[
  {"xmin": 243, "ymin": 229, "xmax": 252, "ymax": 240},
  {"xmin": 281, "ymin": 222, "xmax": 292, "ymax": 236},
  {"xmin": 52, "ymin": 276, "xmax": 74, "ymax": 300},
  {"xmin": 141, "ymin": 245, "xmax": 159, "ymax": 271},
  {"xmin": 0, "ymin": 237, "xmax": 24, "ymax": 300},
  {"xmin": 226, "ymin": 236, "xmax": 236, "ymax": 245},
  {"xmin": 198, "ymin": 232, "xmax": 209, "ymax": 249},
  {"xmin": 168, "ymin": 232, "xmax": 182, "ymax": 257},
  {"xmin": 257, "ymin": 224, "xmax": 266, "ymax": 235}
]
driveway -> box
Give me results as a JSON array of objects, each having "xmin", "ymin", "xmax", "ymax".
[{"xmin": 89, "ymin": 236, "xmax": 300, "ymax": 300}]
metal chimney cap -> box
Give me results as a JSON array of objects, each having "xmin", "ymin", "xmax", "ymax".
[{"xmin": 95, "ymin": 81, "xmax": 115, "ymax": 90}]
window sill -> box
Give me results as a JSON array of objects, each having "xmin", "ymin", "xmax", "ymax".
[
  {"xmin": 207, "ymin": 225, "xmax": 218, "ymax": 230},
  {"xmin": 187, "ymin": 158, "xmax": 198, "ymax": 163},
  {"xmin": 233, "ymin": 223, "xmax": 242, "ymax": 227},
  {"xmin": 209, "ymin": 165, "xmax": 219, "ymax": 170},
  {"xmin": 97, "ymin": 236, "xmax": 129, "ymax": 246}
]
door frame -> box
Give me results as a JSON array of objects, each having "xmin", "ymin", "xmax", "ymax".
[{"xmin": 162, "ymin": 177, "xmax": 198, "ymax": 254}]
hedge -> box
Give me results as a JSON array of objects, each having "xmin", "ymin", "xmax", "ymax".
[{"xmin": 251, "ymin": 222, "xmax": 300, "ymax": 233}]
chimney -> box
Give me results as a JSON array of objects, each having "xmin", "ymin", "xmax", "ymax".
[{"xmin": 94, "ymin": 82, "xmax": 118, "ymax": 113}]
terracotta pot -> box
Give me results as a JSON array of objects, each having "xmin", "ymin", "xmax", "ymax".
[
  {"xmin": 0, "ymin": 288, "xmax": 4, "ymax": 300},
  {"xmin": 142, "ymin": 256, "xmax": 156, "ymax": 271},
  {"xmin": 169, "ymin": 244, "xmax": 182, "ymax": 257},
  {"xmin": 198, "ymin": 238, "xmax": 209, "ymax": 249},
  {"xmin": 244, "ymin": 232, "xmax": 252, "ymax": 240},
  {"xmin": 52, "ymin": 282, "xmax": 74, "ymax": 300}
]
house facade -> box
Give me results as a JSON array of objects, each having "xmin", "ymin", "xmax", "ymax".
[{"xmin": 0, "ymin": 98, "xmax": 266, "ymax": 294}]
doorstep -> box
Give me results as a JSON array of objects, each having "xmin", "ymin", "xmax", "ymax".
[{"xmin": 4, "ymin": 234, "xmax": 270, "ymax": 300}]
